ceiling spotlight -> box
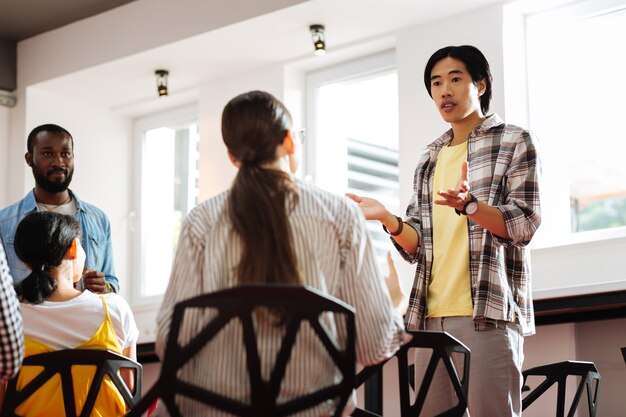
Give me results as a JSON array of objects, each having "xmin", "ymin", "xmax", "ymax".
[
  {"xmin": 155, "ymin": 69, "xmax": 169, "ymax": 97},
  {"xmin": 309, "ymin": 24, "xmax": 326, "ymax": 56}
]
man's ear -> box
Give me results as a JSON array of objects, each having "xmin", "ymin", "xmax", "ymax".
[
  {"xmin": 477, "ymin": 79, "xmax": 487, "ymax": 97},
  {"xmin": 25, "ymin": 152, "xmax": 33, "ymax": 167},
  {"xmin": 227, "ymin": 151, "xmax": 241, "ymax": 168}
]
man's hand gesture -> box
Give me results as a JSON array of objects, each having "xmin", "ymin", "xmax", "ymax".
[
  {"xmin": 82, "ymin": 268, "xmax": 109, "ymax": 293},
  {"xmin": 435, "ymin": 160, "xmax": 470, "ymax": 211}
]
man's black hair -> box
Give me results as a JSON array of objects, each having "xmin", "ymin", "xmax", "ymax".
[{"xmin": 27, "ymin": 124, "xmax": 73, "ymax": 153}]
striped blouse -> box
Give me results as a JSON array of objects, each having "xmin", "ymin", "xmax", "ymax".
[{"xmin": 155, "ymin": 179, "xmax": 406, "ymax": 416}]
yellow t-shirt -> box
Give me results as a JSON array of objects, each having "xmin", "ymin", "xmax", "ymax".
[
  {"xmin": 15, "ymin": 295, "xmax": 127, "ymax": 417},
  {"xmin": 427, "ymin": 141, "xmax": 473, "ymax": 317}
]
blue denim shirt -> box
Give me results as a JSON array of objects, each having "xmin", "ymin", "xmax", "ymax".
[{"xmin": 0, "ymin": 190, "xmax": 119, "ymax": 292}]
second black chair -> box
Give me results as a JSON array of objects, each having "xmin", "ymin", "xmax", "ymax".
[
  {"xmin": 128, "ymin": 284, "xmax": 356, "ymax": 417},
  {"xmin": 351, "ymin": 330, "xmax": 470, "ymax": 417},
  {"xmin": 522, "ymin": 360, "xmax": 600, "ymax": 417}
]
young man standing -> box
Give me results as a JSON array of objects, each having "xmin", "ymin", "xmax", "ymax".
[
  {"xmin": 348, "ymin": 45, "xmax": 541, "ymax": 415},
  {"xmin": 0, "ymin": 124, "xmax": 119, "ymax": 293}
]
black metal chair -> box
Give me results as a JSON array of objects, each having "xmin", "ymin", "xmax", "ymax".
[
  {"xmin": 351, "ymin": 330, "xmax": 470, "ymax": 417},
  {"xmin": 1, "ymin": 349, "xmax": 142, "ymax": 417},
  {"xmin": 128, "ymin": 284, "xmax": 356, "ymax": 417},
  {"xmin": 522, "ymin": 360, "xmax": 600, "ymax": 417},
  {"xmin": 621, "ymin": 347, "xmax": 626, "ymax": 366}
]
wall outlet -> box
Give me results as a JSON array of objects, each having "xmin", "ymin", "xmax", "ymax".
[{"xmin": 0, "ymin": 93, "xmax": 16, "ymax": 108}]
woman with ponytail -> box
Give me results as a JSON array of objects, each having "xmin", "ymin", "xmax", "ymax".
[
  {"xmin": 1, "ymin": 211, "xmax": 138, "ymax": 416},
  {"xmin": 155, "ymin": 90, "xmax": 407, "ymax": 416}
]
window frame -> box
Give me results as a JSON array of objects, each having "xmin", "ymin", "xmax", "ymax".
[
  {"xmin": 305, "ymin": 50, "xmax": 397, "ymax": 183},
  {"xmin": 131, "ymin": 105, "xmax": 198, "ymax": 306},
  {"xmin": 505, "ymin": 0, "xmax": 626, "ymax": 249},
  {"xmin": 305, "ymin": 50, "xmax": 400, "ymax": 265}
]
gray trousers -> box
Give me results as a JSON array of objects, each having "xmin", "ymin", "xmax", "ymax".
[{"xmin": 414, "ymin": 316, "xmax": 524, "ymax": 417}]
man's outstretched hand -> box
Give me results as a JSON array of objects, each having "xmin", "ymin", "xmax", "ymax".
[
  {"xmin": 435, "ymin": 160, "xmax": 471, "ymax": 211},
  {"xmin": 346, "ymin": 193, "xmax": 389, "ymax": 222}
]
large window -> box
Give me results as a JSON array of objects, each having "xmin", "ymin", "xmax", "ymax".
[
  {"xmin": 133, "ymin": 106, "xmax": 199, "ymax": 301},
  {"xmin": 524, "ymin": 0, "xmax": 626, "ymax": 244},
  {"xmin": 307, "ymin": 51, "xmax": 399, "ymax": 263}
]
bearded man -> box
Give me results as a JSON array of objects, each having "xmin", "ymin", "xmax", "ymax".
[{"xmin": 0, "ymin": 124, "xmax": 119, "ymax": 293}]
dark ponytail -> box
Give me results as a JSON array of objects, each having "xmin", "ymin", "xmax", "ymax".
[
  {"xmin": 14, "ymin": 211, "xmax": 81, "ymax": 304},
  {"xmin": 15, "ymin": 270, "xmax": 57, "ymax": 304},
  {"xmin": 221, "ymin": 91, "xmax": 302, "ymax": 288}
]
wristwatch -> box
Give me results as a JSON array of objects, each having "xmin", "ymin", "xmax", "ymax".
[{"xmin": 455, "ymin": 193, "xmax": 478, "ymax": 216}]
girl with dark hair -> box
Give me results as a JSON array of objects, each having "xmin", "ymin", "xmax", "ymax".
[
  {"xmin": 3, "ymin": 211, "xmax": 138, "ymax": 416},
  {"xmin": 155, "ymin": 90, "xmax": 407, "ymax": 416}
]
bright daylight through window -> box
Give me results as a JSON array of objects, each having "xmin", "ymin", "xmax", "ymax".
[
  {"xmin": 138, "ymin": 120, "xmax": 199, "ymax": 298},
  {"xmin": 310, "ymin": 63, "xmax": 399, "ymax": 263},
  {"xmin": 526, "ymin": 2, "xmax": 626, "ymax": 243}
]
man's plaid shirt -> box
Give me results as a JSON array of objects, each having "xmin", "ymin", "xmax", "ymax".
[{"xmin": 394, "ymin": 114, "xmax": 541, "ymax": 336}]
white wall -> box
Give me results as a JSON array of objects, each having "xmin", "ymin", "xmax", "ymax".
[
  {"xmin": 24, "ymin": 87, "xmax": 133, "ymax": 298},
  {"xmin": 197, "ymin": 64, "xmax": 286, "ymax": 201},
  {"xmin": 0, "ymin": 105, "xmax": 9, "ymax": 205}
]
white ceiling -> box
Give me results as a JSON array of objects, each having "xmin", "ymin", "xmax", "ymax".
[{"xmin": 35, "ymin": 0, "xmax": 506, "ymax": 118}]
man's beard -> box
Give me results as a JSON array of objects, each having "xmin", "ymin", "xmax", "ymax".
[{"xmin": 32, "ymin": 167, "xmax": 73, "ymax": 193}]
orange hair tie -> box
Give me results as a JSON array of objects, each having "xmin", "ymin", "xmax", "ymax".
[{"xmin": 68, "ymin": 239, "xmax": 77, "ymax": 259}]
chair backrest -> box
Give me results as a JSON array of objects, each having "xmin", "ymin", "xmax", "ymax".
[
  {"xmin": 129, "ymin": 284, "xmax": 356, "ymax": 417},
  {"xmin": 352, "ymin": 330, "xmax": 471, "ymax": 417},
  {"xmin": 522, "ymin": 360, "xmax": 600, "ymax": 417},
  {"xmin": 1, "ymin": 349, "xmax": 142, "ymax": 417},
  {"xmin": 621, "ymin": 347, "xmax": 626, "ymax": 366}
]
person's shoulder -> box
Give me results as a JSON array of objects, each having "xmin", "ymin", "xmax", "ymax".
[
  {"xmin": 501, "ymin": 124, "xmax": 539, "ymax": 148},
  {"xmin": 103, "ymin": 294, "xmax": 136, "ymax": 329},
  {"xmin": 295, "ymin": 180, "xmax": 363, "ymax": 230},
  {"xmin": 0, "ymin": 200, "xmax": 21, "ymax": 216},
  {"xmin": 486, "ymin": 115, "xmax": 536, "ymax": 145},
  {"xmin": 102, "ymin": 292, "xmax": 131, "ymax": 308},
  {"xmin": 71, "ymin": 192, "xmax": 109, "ymax": 220},
  {"xmin": 177, "ymin": 191, "xmax": 229, "ymax": 244},
  {"xmin": 0, "ymin": 193, "xmax": 31, "ymax": 220},
  {"xmin": 500, "ymin": 122, "xmax": 531, "ymax": 135},
  {"xmin": 102, "ymin": 292, "xmax": 134, "ymax": 318},
  {"xmin": 74, "ymin": 196, "xmax": 108, "ymax": 217},
  {"xmin": 427, "ymin": 129, "xmax": 454, "ymax": 150},
  {"xmin": 75, "ymin": 200, "xmax": 113, "ymax": 239},
  {"xmin": 186, "ymin": 191, "xmax": 228, "ymax": 225},
  {"xmin": 297, "ymin": 180, "xmax": 357, "ymax": 213}
]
